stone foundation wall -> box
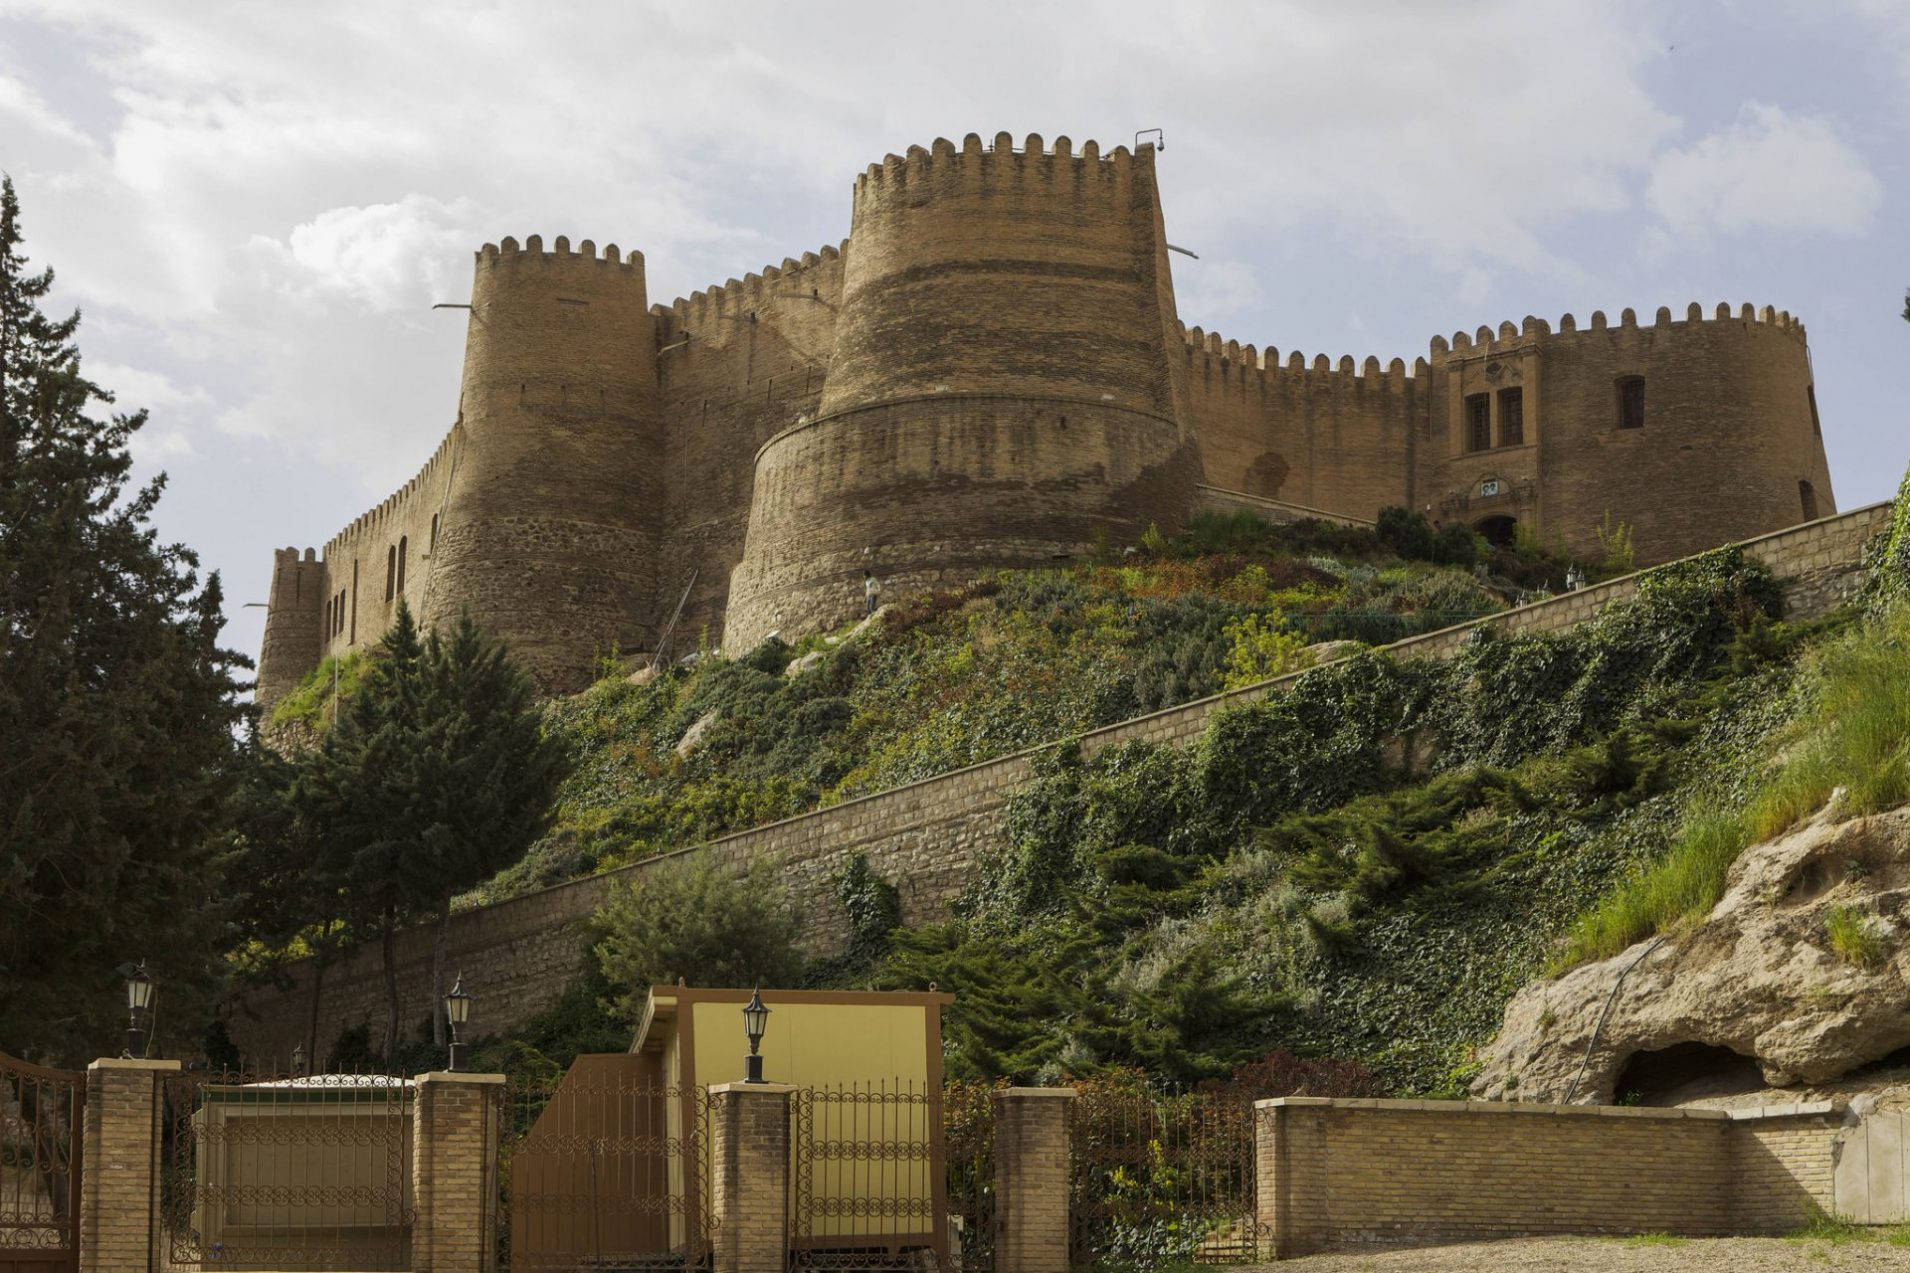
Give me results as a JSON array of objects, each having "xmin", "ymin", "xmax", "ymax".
[{"xmin": 228, "ymin": 501, "xmax": 1893, "ymax": 1062}]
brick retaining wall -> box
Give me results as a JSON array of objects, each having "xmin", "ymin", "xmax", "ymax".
[
  {"xmin": 229, "ymin": 502, "xmax": 1894, "ymax": 1060},
  {"xmin": 1255, "ymin": 1097, "xmax": 1843, "ymax": 1257}
]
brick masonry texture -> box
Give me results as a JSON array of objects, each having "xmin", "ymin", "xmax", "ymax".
[
  {"xmin": 79, "ymin": 1058, "xmax": 177, "ymax": 1273},
  {"xmin": 993, "ymin": 1088, "xmax": 1074, "ymax": 1273},
  {"xmin": 257, "ymin": 135, "xmax": 1839, "ymax": 706},
  {"xmin": 710, "ymin": 1084, "xmax": 793, "ymax": 1273},
  {"xmin": 1254, "ymin": 1097, "xmax": 1843, "ymax": 1258},
  {"xmin": 228, "ymin": 502, "xmax": 1894, "ymax": 1062},
  {"xmin": 411, "ymin": 1072, "xmax": 504, "ymax": 1273}
]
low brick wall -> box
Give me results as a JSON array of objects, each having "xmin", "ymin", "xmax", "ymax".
[
  {"xmin": 228, "ymin": 502, "xmax": 1894, "ymax": 1061},
  {"xmin": 1255, "ymin": 1097, "xmax": 1842, "ymax": 1258}
]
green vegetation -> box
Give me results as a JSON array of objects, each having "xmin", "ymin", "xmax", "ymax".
[
  {"xmin": 1556, "ymin": 603, "xmax": 1910, "ymax": 969},
  {"xmin": 1824, "ymin": 905, "xmax": 1890, "ymax": 968},
  {"xmin": 268, "ymin": 651, "xmax": 370, "ymax": 731},
  {"xmin": 593, "ymin": 853, "xmax": 804, "ymax": 1018},
  {"xmin": 485, "ymin": 509, "xmax": 1534, "ymax": 900},
  {"xmin": 1617, "ymin": 1232, "xmax": 1687, "ymax": 1247},
  {"xmin": 0, "ymin": 177, "xmax": 249, "ymax": 1062},
  {"xmin": 871, "ymin": 546, "xmax": 1807, "ymax": 1088}
]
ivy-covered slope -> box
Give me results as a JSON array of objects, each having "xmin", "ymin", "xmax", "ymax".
[
  {"xmin": 480, "ymin": 511, "xmax": 1540, "ymax": 898},
  {"xmin": 870, "ymin": 546, "xmax": 1875, "ymax": 1092}
]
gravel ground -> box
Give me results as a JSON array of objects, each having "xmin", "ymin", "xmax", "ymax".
[{"xmin": 1244, "ymin": 1234, "xmax": 1910, "ymax": 1270}]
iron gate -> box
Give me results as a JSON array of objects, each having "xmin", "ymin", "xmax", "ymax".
[
  {"xmin": 1068, "ymin": 1084, "xmax": 1258, "ymax": 1270},
  {"xmin": 499, "ymin": 1058, "xmax": 714, "ymax": 1270},
  {"xmin": 789, "ymin": 1082, "xmax": 946, "ymax": 1272},
  {"xmin": 160, "ymin": 1065, "xmax": 414, "ymax": 1271},
  {"xmin": 0, "ymin": 1054, "xmax": 82, "ymax": 1273}
]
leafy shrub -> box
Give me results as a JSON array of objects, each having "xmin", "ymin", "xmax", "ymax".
[
  {"xmin": 1219, "ymin": 614, "xmax": 1313, "ymax": 690},
  {"xmin": 593, "ymin": 854, "xmax": 804, "ymax": 1016}
]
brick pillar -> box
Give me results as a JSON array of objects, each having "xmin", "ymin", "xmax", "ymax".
[
  {"xmin": 1254, "ymin": 1097, "xmax": 1331, "ymax": 1260},
  {"xmin": 709, "ymin": 1082, "xmax": 794, "ymax": 1273},
  {"xmin": 411, "ymin": 1071, "xmax": 504, "ymax": 1273},
  {"xmin": 80, "ymin": 1057, "xmax": 179, "ymax": 1273},
  {"xmin": 993, "ymin": 1087, "xmax": 1075, "ymax": 1273}
]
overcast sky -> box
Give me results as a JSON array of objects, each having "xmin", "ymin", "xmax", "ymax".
[{"xmin": 2, "ymin": 0, "xmax": 1905, "ymax": 682}]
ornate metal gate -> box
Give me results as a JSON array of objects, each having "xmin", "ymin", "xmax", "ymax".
[
  {"xmin": 0, "ymin": 1054, "xmax": 83, "ymax": 1273},
  {"xmin": 499, "ymin": 1057, "xmax": 714, "ymax": 1270},
  {"xmin": 789, "ymin": 1083, "xmax": 946, "ymax": 1272}
]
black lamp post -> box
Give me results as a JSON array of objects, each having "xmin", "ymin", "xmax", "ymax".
[
  {"xmin": 118, "ymin": 961, "xmax": 156, "ymax": 1059},
  {"xmin": 742, "ymin": 986, "xmax": 770, "ymax": 1083},
  {"xmin": 444, "ymin": 974, "xmax": 472, "ymax": 1072}
]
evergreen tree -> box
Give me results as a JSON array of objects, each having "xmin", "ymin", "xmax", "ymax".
[
  {"xmin": 298, "ymin": 602, "xmax": 564, "ymax": 1059},
  {"xmin": 0, "ymin": 176, "xmax": 247, "ymax": 1062}
]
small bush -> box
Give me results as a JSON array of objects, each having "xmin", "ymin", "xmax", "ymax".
[
  {"xmin": 593, "ymin": 854, "xmax": 805, "ymax": 1016},
  {"xmin": 1824, "ymin": 905, "xmax": 1890, "ymax": 968},
  {"xmin": 1219, "ymin": 614, "xmax": 1313, "ymax": 690}
]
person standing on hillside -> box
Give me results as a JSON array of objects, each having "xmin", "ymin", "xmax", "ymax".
[{"xmin": 864, "ymin": 569, "xmax": 881, "ymax": 615}]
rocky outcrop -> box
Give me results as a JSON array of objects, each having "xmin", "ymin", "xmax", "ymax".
[{"xmin": 1476, "ymin": 800, "xmax": 1910, "ymax": 1105}]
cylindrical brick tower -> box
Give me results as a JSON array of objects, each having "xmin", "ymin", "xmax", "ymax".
[
  {"xmin": 422, "ymin": 235, "xmax": 662, "ymax": 690},
  {"xmin": 723, "ymin": 133, "xmax": 1202, "ymax": 651},
  {"xmin": 256, "ymin": 546, "xmax": 326, "ymax": 713}
]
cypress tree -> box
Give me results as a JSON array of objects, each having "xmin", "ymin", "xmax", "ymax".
[
  {"xmin": 298, "ymin": 602, "xmax": 563, "ymax": 1060},
  {"xmin": 0, "ymin": 176, "xmax": 247, "ymax": 1061}
]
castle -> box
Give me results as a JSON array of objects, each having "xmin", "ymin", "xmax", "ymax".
[{"xmin": 256, "ymin": 133, "xmax": 1837, "ymax": 705}]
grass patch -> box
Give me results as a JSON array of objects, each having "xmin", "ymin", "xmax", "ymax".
[
  {"xmin": 267, "ymin": 651, "xmax": 370, "ymax": 731},
  {"xmin": 1554, "ymin": 605, "xmax": 1910, "ymax": 973},
  {"xmin": 1824, "ymin": 904, "xmax": 1890, "ymax": 968},
  {"xmin": 1618, "ymin": 1231, "xmax": 1687, "ymax": 1247},
  {"xmin": 1789, "ymin": 1207, "xmax": 1879, "ymax": 1245}
]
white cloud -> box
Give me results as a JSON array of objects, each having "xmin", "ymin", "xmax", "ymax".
[
  {"xmin": 1647, "ymin": 103, "xmax": 1883, "ymax": 239},
  {"xmin": 251, "ymin": 195, "xmax": 490, "ymax": 314}
]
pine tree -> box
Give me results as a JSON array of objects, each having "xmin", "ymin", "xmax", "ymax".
[
  {"xmin": 0, "ymin": 176, "xmax": 247, "ymax": 1062},
  {"xmin": 297, "ymin": 602, "xmax": 564, "ymax": 1060}
]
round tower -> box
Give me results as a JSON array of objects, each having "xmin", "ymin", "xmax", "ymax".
[
  {"xmin": 422, "ymin": 235, "xmax": 662, "ymax": 689},
  {"xmin": 724, "ymin": 134, "xmax": 1203, "ymax": 651}
]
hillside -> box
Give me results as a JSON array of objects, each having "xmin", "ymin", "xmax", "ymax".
[{"xmin": 475, "ymin": 510, "xmax": 1551, "ymax": 899}]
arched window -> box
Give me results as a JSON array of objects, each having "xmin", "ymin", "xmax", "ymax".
[
  {"xmin": 1799, "ymin": 480, "xmax": 1819, "ymax": 522},
  {"xmin": 386, "ymin": 545, "xmax": 396, "ymax": 600},
  {"xmin": 397, "ymin": 537, "xmax": 408, "ymax": 595}
]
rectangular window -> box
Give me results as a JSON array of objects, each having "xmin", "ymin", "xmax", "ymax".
[
  {"xmin": 1617, "ymin": 376, "xmax": 1645, "ymax": 430},
  {"xmin": 396, "ymin": 537, "xmax": 407, "ymax": 595},
  {"xmin": 1466, "ymin": 393, "xmax": 1491, "ymax": 452},
  {"xmin": 1498, "ymin": 387, "xmax": 1525, "ymax": 446},
  {"xmin": 1799, "ymin": 480, "xmax": 1819, "ymax": 522}
]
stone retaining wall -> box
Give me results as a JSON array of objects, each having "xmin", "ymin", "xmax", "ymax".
[{"xmin": 228, "ymin": 502, "xmax": 1894, "ymax": 1061}]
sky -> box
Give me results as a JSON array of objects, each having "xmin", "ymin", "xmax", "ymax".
[{"xmin": 1, "ymin": 0, "xmax": 1905, "ymax": 683}]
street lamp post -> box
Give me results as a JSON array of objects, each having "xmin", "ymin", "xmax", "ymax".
[
  {"xmin": 444, "ymin": 974, "xmax": 472, "ymax": 1072},
  {"xmin": 118, "ymin": 962, "xmax": 156, "ymax": 1059},
  {"xmin": 742, "ymin": 986, "xmax": 770, "ymax": 1083}
]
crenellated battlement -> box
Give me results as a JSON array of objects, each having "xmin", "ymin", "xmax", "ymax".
[
  {"xmin": 322, "ymin": 427, "xmax": 459, "ymax": 562},
  {"xmin": 1179, "ymin": 324, "xmax": 1424, "ymax": 394},
  {"xmin": 849, "ymin": 133, "xmax": 1146, "ymax": 218},
  {"xmin": 477, "ymin": 234, "xmax": 643, "ymax": 274},
  {"xmin": 658, "ymin": 240, "xmax": 847, "ymax": 329},
  {"xmin": 1430, "ymin": 300, "xmax": 1807, "ymax": 361}
]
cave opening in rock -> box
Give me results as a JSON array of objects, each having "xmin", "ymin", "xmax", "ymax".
[{"xmin": 1614, "ymin": 1042, "xmax": 1765, "ymax": 1105}]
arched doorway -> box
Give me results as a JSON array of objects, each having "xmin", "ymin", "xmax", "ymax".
[{"xmin": 1474, "ymin": 514, "xmax": 1518, "ymax": 547}]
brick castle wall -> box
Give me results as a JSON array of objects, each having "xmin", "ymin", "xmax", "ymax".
[
  {"xmin": 228, "ymin": 502, "xmax": 1892, "ymax": 1062},
  {"xmin": 257, "ymin": 135, "xmax": 1840, "ymax": 709},
  {"xmin": 1255, "ymin": 1097, "xmax": 1841, "ymax": 1256}
]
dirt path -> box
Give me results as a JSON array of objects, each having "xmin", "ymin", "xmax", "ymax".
[{"xmin": 1244, "ymin": 1233, "xmax": 1910, "ymax": 1270}]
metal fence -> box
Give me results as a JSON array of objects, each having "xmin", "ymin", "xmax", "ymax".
[
  {"xmin": 159, "ymin": 1065, "xmax": 413, "ymax": 1271},
  {"xmin": 789, "ymin": 1082, "xmax": 945, "ymax": 1272},
  {"xmin": 498, "ymin": 1062, "xmax": 714, "ymax": 1271},
  {"xmin": 1067, "ymin": 1084, "xmax": 1257, "ymax": 1271},
  {"xmin": 938, "ymin": 1082, "xmax": 997, "ymax": 1273},
  {"xmin": 0, "ymin": 1053, "xmax": 82, "ymax": 1273}
]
